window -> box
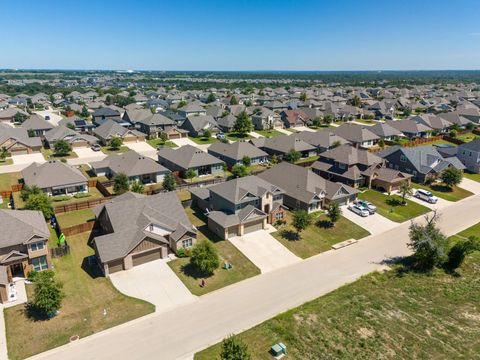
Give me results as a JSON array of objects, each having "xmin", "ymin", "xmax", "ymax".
[
  {"xmin": 182, "ymin": 238, "xmax": 193, "ymax": 248},
  {"xmin": 338, "ymin": 163, "xmax": 346, "ymax": 169},
  {"xmin": 32, "ymin": 256, "xmax": 48, "ymax": 272},
  {"xmin": 400, "ymin": 154, "xmax": 407, "ymax": 162},
  {"xmin": 30, "ymin": 242, "xmax": 44, "ymax": 252},
  {"xmin": 273, "ymin": 194, "xmax": 282, "ymax": 201},
  {"xmin": 275, "ymin": 212, "xmax": 284, "ymax": 220}
]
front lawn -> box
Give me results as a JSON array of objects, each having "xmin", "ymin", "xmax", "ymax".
[
  {"xmin": 189, "ymin": 136, "xmax": 218, "ymax": 145},
  {"xmin": 0, "ymin": 158, "xmax": 13, "ymax": 166},
  {"xmin": 358, "ymin": 190, "xmax": 430, "ymax": 222},
  {"xmin": 4, "ymin": 232, "xmax": 154, "ymax": 360},
  {"xmin": 146, "ymin": 138, "xmax": 178, "ymax": 148},
  {"xmin": 272, "ymin": 211, "xmax": 370, "ymax": 258},
  {"xmin": 168, "ymin": 207, "xmax": 260, "ymax": 295},
  {"xmin": 225, "ymin": 132, "xmax": 252, "ymax": 142},
  {"xmin": 41, "ymin": 148, "xmax": 78, "ymax": 160},
  {"xmin": 295, "ymin": 155, "xmax": 319, "ymax": 164},
  {"xmin": 464, "ymin": 171, "xmax": 480, "ymax": 183},
  {"xmin": 413, "ymin": 182, "xmax": 473, "ymax": 202},
  {"xmin": 56, "ymin": 208, "xmax": 95, "ymax": 228},
  {"xmin": 101, "ymin": 145, "xmax": 130, "ymax": 154},
  {"xmin": 196, "ymin": 249, "xmax": 480, "ymax": 360},
  {"xmin": 255, "ymin": 129, "xmax": 284, "ymax": 138},
  {"xmin": 0, "ymin": 172, "xmax": 21, "ymax": 191}
]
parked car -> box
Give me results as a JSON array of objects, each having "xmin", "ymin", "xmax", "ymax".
[
  {"xmin": 348, "ymin": 204, "xmax": 369, "ymax": 217},
  {"xmin": 91, "ymin": 144, "xmax": 101, "ymax": 152},
  {"xmin": 355, "ymin": 200, "xmax": 376, "ymax": 214},
  {"xmin": 415, "ymin": 189, "xmax": 438, "ymax": 204},
  {"xmin": 216, "ymin": 132, "xmax": 226, "ymax": 140}
]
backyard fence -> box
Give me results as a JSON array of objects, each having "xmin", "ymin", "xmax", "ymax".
[
  {"xmin": 53, "ymin": 197, "xmax": 114, "ymax": 214},
  {"xmin": 60, "ymin": 221, "xmax": 95, "ymax": 236}
]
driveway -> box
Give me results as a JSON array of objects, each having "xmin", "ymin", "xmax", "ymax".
[
  {"xmin": 229, "ymin": 230, "xmax": 300, "ymax": 273},
  {"xmin": 407, "ymin": 189, "xmax": 452, "ymax": 211},
  {"xmin": 249, "ymin": 131, "xmax": 263, "ymax": 138},
  {"xmin": 292, "ymin": 126, "xmax": 316, "ymax": 132},
  {"xmin": 459, "ymin": 177, "xmax": 480, "ymax": 195},
  {"xmin": 341, "ymin": 205, "xmax": 397, "ymax": 235},
  {"xmin": 67, "ymin": 147, "xmax": 106, "ymax": 166},
  {"xmin": 110, "ymin": 259, "xmax": 196, "ymax": 313},
  {"xmin": 124, "ymin": 141, "xmax": 157, "ymax": 159},
  {"xmin": 170, "ymin": 137, "xmax": 210, "ymax": 152},
  {"xmin": 0, "ymin": 153, "xmax": 47, "ymax": 173}
]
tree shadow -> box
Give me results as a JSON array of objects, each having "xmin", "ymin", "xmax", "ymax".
[
  {"xmin": 386, "ymin": 197, "xmax": 402, "ymax": 207},
  {"xmin": 25, "ymin": 303, "xmax": 49, "ymax": 322},
  {"xmin": 316, "ymin": 219, "xmax": 333, "ymax": 229},
  {"xmin": 430, "ymin": 184, "xmax": 453, "ymax": 193},
  {"xmin": 280, "ymin": 229, "xmax": 300, "ymax": 241},
  {"xmin": 180, "ymin": 262, "xmax": 214, "ymax": 280}
]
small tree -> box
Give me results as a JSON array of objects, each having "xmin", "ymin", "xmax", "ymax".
[
  {"xmin": 326, "ymin": 202, "xmax": 342, "ymax": 227},
  {"xmin": 109, "ymin": 137, "xmax": 123, "ymax": 150},
  {"xmin": 53, "ymin": 140, "xmax": 72, "ymax": 156},
  {"xmin": 233, "ymin": 111, "xmax": 253, "ymax": 136},
  {"xmin": 408, "ymin": 211, "xmax": 448, "ymax": 271},
  {"xmin": 231, "ymin": 164, "xmax": 249, "ymax": 178},
  {"xmin": 66, "ymin": 123, "xmax": 75, "ymax": 130},
  {"xmin": 449, "ymin": 129, "xmax": 458, "ymax": 138},
  {"xmin": 446, "ymin": 236, "xmax": 480, "ymax": 271},
  {"xmin": 323, "ymin": 114, "xmax": 334, "ymax": 125},
  {"xmin": 331, "ymin": 140, "xmax": 342, "ymax": 149},
  {"xmin": 80, "ymin": 106, "xmax": 90, "ymax": 118},
  {"xmin": 203, "ymin": 129, "xmax": 212, "ymax": 139},
  {"xmin": 312, "ymin": 117, "xmax": 322, "ymax": 128},
  {"xmin": 113, "ymin": 173, "xmax": 130, "ymax": 194},
  {"xmin": 163, "ymin": 173, "xmax": 176, "ymax": 191},
  {"xmin": 220, "ymin": 335, "xmax": 251, "ymax": 360},
  {"xmin": 242, "ymin": 156, "xmax": 251, "ymax": 167},
  {"xmin": 31, "ymin": 270, "xmax": 64, "ymax": 317},
  {"xmin": 299, "ymin": 92, "xmax": 307, "ymax": 102},
  {"xmin": 399, "ymin": 182, "xmax": 413, "ymax": 205},
  {"xmin": 291, "ymin": 209, "xmax": 312, "ymax": 240},
  {"xmin": 378, "ymin": 139, "xmax": 385, "ymax": 149},
  {"xmin": 441, "ymin": 167, "xmax": 463, "ymax": 189},
  {"xmin": 206, "ymin": 93, "xmax": 216, "ymax": 103},
  {"xmin": 185, "ymin": 168, "xmax": 196, "ymax": 183},
  {"xmin": 284, "ymin": 149, "xmax": 301, "ymax": 163},
  {"xmin": 130, "ymin": 181, "xmax": 144, "ymax": 194},
  {"xmin": 25, "ymin": 193, "xmax": 53, "ymax": 220},
  {"xmin": 20, "ymin": 184, "xmax": 42, "ymax": 201},
  {"xmin": 230, "ymin": 95, "xmax": 239, "ymax": 105},
  {"xmin": 0, "ymin": 147, "xmax": 9, "ymax": 162},
  {"xmin": 14, "ymin": 112, "xmax": 28, "ymax": 123},
  {"xmin": 270, "ymin": 154, "xmax": 278, "ymax": 165},
  {"xmin": 190, "ymin": 241, "xmax": 219, "ymax": 275}
]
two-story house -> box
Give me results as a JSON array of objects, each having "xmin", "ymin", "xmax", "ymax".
[{"xmin": 457, "ymin": 139, "xmax": 480, "ymax": 173}]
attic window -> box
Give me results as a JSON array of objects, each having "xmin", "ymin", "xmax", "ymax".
[{"xmin": 400, "ymin": 155, "xmax": 407, "ymax": 162}]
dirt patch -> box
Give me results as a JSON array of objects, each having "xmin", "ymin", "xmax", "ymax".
[
  {"xmin": 357, "ymin": 327, "xmax": 375, "ymax": 339},
  {"xmin": 463, "ymin": 312, "xmax": 480, "ymax": 321}
]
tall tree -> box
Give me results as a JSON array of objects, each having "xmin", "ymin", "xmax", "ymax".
[
  {"xmin": 162, "ymin": 173, "xmax": 176, "ymax": 191},
  {"xmin": 31, "ymin": 271, "xmax": 64, "ymax": 317},
  {"xmin": 233, "ymin": 111, "xmax": 252, "ymax": 135},
  {"xmin": 292, "ymin": 210, "xmax": 312, "ymax": 240},
  {"xmin": 80, "ymin": 106, "xmax": 90, "ymax": 118},
  {"xmin": 190, "ymin": 241, "xmax": 219, "ymax": 275},
  {"xmin": 399, "ymin": 182, "xmax": 413, "ymax": 205},
  {"xmin": 230, "ymin": 95, "xmax": 239, "ymax": 105},
  {"xmin": 14, "ymin": 112, "xmax": 28, "ymax": 123},
  {"xmin": 299, "ymin": 92, "xmax": 308, "ymax": 102},
  {"xmin": 0, "ymin": 147, "xmax": 9, "ymax": 162},
  {"xmin": 113, "ymin": 173, "xmax": 130, "ymax": 194},
  {"xmin": 53, "ymin": 140, "xmax": 72, "ymax": 156},
  {"xmin": 206, "ymin": 93, "xmax": 216, "ymax": 103},
  {"xmin": 441, "ymin": 167, "xmax": 463, "ymax": 189},
  {"xmin": 25, "ymin": 193, "xmax": 53, "ymax": 220},
  {"xmin": 326, "ymin": 202, "xmax": 342, "ymax": 227}
]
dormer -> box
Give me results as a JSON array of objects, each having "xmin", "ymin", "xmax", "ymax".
[{"xmin": 144, "ymin": 223, "xmax": 172, "ymax": 237}]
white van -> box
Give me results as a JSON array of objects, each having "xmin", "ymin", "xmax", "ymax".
[{"xmin": 415, "ymin": 189, "xmax": 438, "ymax": 204}]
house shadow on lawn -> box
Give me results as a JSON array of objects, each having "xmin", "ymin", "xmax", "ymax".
[
  {"xmin": 81, "ymin": 255, "xmax": 103, "ymax": 279},
  {"xmin": 190, "ymin": 207, "xmax": 223, "ymax": 243}
]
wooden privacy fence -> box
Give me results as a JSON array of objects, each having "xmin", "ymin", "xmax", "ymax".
[
  {"xmin": 53, "ymin": 197, "xmax": 114, "ymax": 214},
  {"xmin": 60, "ymin": 221, "xmax": 95, "ymax": 236}
]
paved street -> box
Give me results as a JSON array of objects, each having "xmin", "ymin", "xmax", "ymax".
[{"xmin": 29, "ymin": 192, "xmax": 480, "ymax": 360}]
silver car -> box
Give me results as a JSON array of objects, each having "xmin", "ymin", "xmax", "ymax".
[{"xmin": 348, "ymin": 204, "xmax": 369, "ymax": 217}]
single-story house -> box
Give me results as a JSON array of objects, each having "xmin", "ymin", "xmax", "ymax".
[
  {"xmin": 93, "ymin": 119, "xmax": 146, "ymax": 145},
  {"xmin": 208, "ymin": 141, "xmax": 269, "ymax": 167},
  {"xmin": 0, "ymin": 125, "xmax": 42, "ymax": 155},
  {"xmin": 44, "ymin": 126, "xmax": 99, "ymax": 148}
]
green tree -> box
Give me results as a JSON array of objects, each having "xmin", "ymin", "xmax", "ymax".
[
  {"xmin": 299, "ymin": 92, "xmax": 308, "ymax": 102},
  {"xmin": 323, "ymin": 114, "xmax": 334, "ymax": 125},
  {"xmin": 206, "ymin": 93, "xmax": 216, "ymax": 103},
  {"xmin": 399, "ymin": 182, "xmax": 413, "ymax": 205},
  {"xmin": 20, "ymin": 185, "xmax": 42, "ymax": 201},
  {"xmin": 326, "ymin": 202, "xmax": 342, "ymax": 227},
  {"xmin": 230, "ymin": 95, "xmax": 239, "ymax": 105},
  {"xmin": 80, "ymin": 106, "xmax": 90, "ymax": 118},
  {"xmin": 53, "ymin": 140, "xmax": 72, "ymax": 156},
  {"xmin": 449, "ymin": 129, "xmax": 458, "ymax": 138},
  {"xmin": 378, "ymin": 138, "xmax": 385, "ymax": 148},
  {"xmin": 402, "ymin": 107, "xmax": 412, "ymax": 117},
  {"xmin": 27, "ymin": 129, "xmax": 35, "ymax": 138},
  {"xmin": 31, "ymin": 270, "xmax": 64, "ymax": 317},
  {"xmin": 109, "ymin": 137, "xmax": 123, "ymax": 150},
  {"xmin": 190, "ymin": 240, "xmax": 219, "ymax": 275},
  {"xmin": 408, "ymin": 211, "xmax": 448, "ymax": 271},
  {"xmin": 446, "ymin": 236, "xmax": 480, "ymax": 271},
  {"xmin": 349, "ymin": 95, "xmax": 362, "ymax": 107},
  {"xmin": 312, "ymin": 117, "xmax": 322, "ymax": 128},
  {"xmin": 233, "ymin": 111, "xmax": 252, "ymax": 136},
  {"xmin": 25, "ymin": 193, "xmax": 53, "ymax": 219},
  {"xmin": 231, "ymin": 164, "xmax": 249, "ymax": 178},
  {"xmin": 270, "ymin": 154, "xmax": 278, "ymax": 165},
  {"xmin": 66, "ymin": 123, "xmax": 75, "ymax": 130},
  {"xmin": 284, "ymin": 149, "xmax": 301, "ymax": 163},
  {"xmin": 292, "ymin": 209, "xmax": 312, "ymax": 240},
  {"xmin": 440, "ymin": 167, "xmax": 463, "ymax": 189},
  {"xmin": 113, "ymin": 173, "xmax": 130, "ymax": 194},
  {"xmin": 130, "ymin": 181, "xmax": 144, "ymax": 194},
  {"xmin": 242, "ymin": 156, "xmax": 251, "ymax": 167},
  {"xmin": 185, "ymin": 168, "xmax": 196, "ymax": 183},
  {"xmin": 14, "ymin": 112, "xmax": 28, "ymax": 123},
  {"xmin": 163, "ymin": 173, "xmax": 176, "ymax": 191},
  {"xmin": 203, "ymin": 129, "xmax": 212, "ymax": 139},
  {"xmin": 0, "ymin": 147, "xmax": 9, "ymax": 162},
  {"xmin": 331, "ymin": 140, "xmax": 342, "ymax": 149},
  {"xmin": 177, "ymin": 100, "xmax": 187, "ymax": 108},
  {"xmin": 220, "ymin": 335, "xmax": 251, "ymax": 360}
]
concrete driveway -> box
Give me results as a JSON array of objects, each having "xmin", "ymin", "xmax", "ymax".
[
  {"xmin": 110, "ymin": 259, "xmax": 196, "ymax": 313},
  {"xmin": 229, "ymin": 230, "xmax": 300, "ymax": 273},
  {"xmin": 459, "ymin": 177, "xmax": 480, "ymax": 194},
  {"xmin": 0, "ymin": 153, "xmax": 46, "ymax": 173},
  {"xmin": 170, "ymin": 137, "xmax": 211, "ymax": 152},
  {"xmin": 67, "ymin": 147, "xmax": 106, "ymax": 166},
  {"xmin": 124, "ymin": 141, "xmax": 158, "ymax": 159},
  {"xmin": 407, "ymin": 189, "xmax": 452, "ymax": 211},
  {"xmin": 341, "ymin": 205, "xmax": 397, "ymax": 235},
  {"xmin": 292, "ymin": 126, "xmax": 316, "ymax": 132}
]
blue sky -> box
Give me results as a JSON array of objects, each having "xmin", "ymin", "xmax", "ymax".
[{"xmin": 1, "ymin": 0, "xmax": 480, "ymax": 70}]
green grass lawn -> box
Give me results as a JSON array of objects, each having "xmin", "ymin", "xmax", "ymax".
[
  {"xmin": 358, "ymin": 190, "xmax": 430, "ymax": 222},
  {"xmin": 78, "ymin": 164, "xmax": 109, "ymax": 183},
  {"xmin": 0, "ymin": 172, "xmax": 21, "ymax": 191},
  {"xmin": 225, "ymin": 132, "xmax": 252, "ymax": 142},
  {"xmin": 175, "ymin": 189, "xmax": 191, "ymax": 202},
  {"xmin": 413, "ymin": 182, "xmax": 473, "ymax": 202},
  {"xmin": 41, "ymin": 148, "xmax": 78, "ymax": 160},
  {"xmin": 0, "ymin": 158, "xmax": 13, "ymax": 166},
  {"xmin": 295, "ymin": 155, "xmax": 319, "ymax": 164},
  {"xmin": 51, "ymin": 187, "xmax": 104, "ymax": 206},
  {"xmin": 448, "ymin": 222, "xmax": 480, "ymax": 243},
  {"xmin": 168, "ymin": 207, "xmax": 260, "ymax": 295},
  {"xmin": 189, "ymin": 136, "xmax": 218, "ymax": 145},
  {"xmin": 354, "ymin": 118, "xmax": 376, "ymax": 125},
  {"xmin": 196, "ymin": 250, "xmax": 480, "ymax": 360},
  {"xmin": 56, "ymin": 208, "xmax": 95, "ymax": 228},
  {"xmin": 284, "ymin": 127, "xmax": 298, "ymax": 133},
  {"xmin": 146, "ymin": 138, "xmax": 178, "ymax": 148},
  {"xmin": 456, "ymin": 132, "xmax": 478, "ymax": 143},
  {"xmin": 255, "ymin": 129, "xmax": 284, "ymax": 138},
  {"xmin": 464, "ymin": 171, "xmax": 480, "ymax": 183},
  {"xmin": 272, "ymin": 211, "xmax": 370, "ymax": 259},
  {"xmin": 100, "ymin": 145, "xmax": 130, "ymax": 154},
  {"xmin": 4, "ymin": 232, "xmax": 154, "ymax": 360}
]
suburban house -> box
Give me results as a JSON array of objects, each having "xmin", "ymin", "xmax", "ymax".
[
  {"xmin": 0, "ymin": 108, "xmax": 29, "ymax": 123},
  {"xmin": 92, "ymin": 192, "xmax": 197, "ymax": 276},
  {"xmin": 90, "ymin": 150, "xmax": 170, "ymax": 184},
  {"xmin": 177, "ymin": 104, "xmax": 207, "ymax": 119},
  {"xmin": 280, "ymin": 109, "xmax": 310, "ymax": 128},
  {"xmin": 457, "ymin": 139, "xmax": 480, "ymax": 173},
  {"xmin": 0, "ymin": 125, "xmax": 42, "ymax": 154},
  {"xmin": 208, "ymin": 141, "xmax": 269, "ymax": 167},
  {"xmin": 378, "ymin": 145, "xmax": 466, "ymax": 183},
  {"xmin": 93, "ymin": 119, "xmax": 146, "ymax": 145},
  {"xmin": 333, "ymin": 123, "xmax": 379, "ymax": 148},
  {"xmin": 157, "ymin": 144, "xmax": 225, "ymax": 178},
  {"xmin": 438, "ymin": 112, "xmax": 475, "ymax": 128},
  {"xmin": 44, "ymin": 126, "xmax": 99, "ymax": 148},
  {"xmin": 180, "ymin": 115, "xmax": 219, "ymax": 137},
  {"xmin": 369, "ymin": 122, "xmax": 403, "ymax": 141},
  {"xmin": 21, "ymin": 115, "xmax": 54, "ymax": 136},
  {"xmin": 135, "ymin": 113, "xmax": 188, "ymax": 140},
  {"xmin": 0, "ymin": 210, "xmax": 51, "ymax": 303},
  {"xmin": 410, "ymin": 114, "xmax": 453, "ymax": 133},
  {"xmin": 251, "ymin": 108, "xmax": 283, "ymax": 130},
  {"xmin": 122, "ymin": 108, "xmax": 152, "ymax": 125},
  {"xmin": 361, "ymin": 163, "xmax": 412, "ymax": 193},
  {"xmin": 312, "ymin": 144, "xmax": 383, "ymax": 188},
  {"xmin": 92, "ymin": 107, "xmax": 123, "ymax": 126},
  {"xmin": 250, "ymin": 135, "xmax": 316, "ymax": 160},
  {"xmin": 22, "ymin": 161, "xmax": 89, "ymax": 196},
  {"xmin": 258, "ymin": 162, "xmax": 358, "ymax": 211},
  {"xmin": 217, "ymin": 114, "xmax": 237, "ymax": 132},
  {"xmin": 58, "ymin": 117, "xmax": 96, "ymax": 133},
  {"xmin": 389, "ymin": 119, "xmax": 432, "ymax": 139},
  {"xmin": 190, "ymin": 176, "xmax": 286, "ymax": 239},
  {"xmin": 292, "ymin": 130, "xmax": 348, "ymax": 153}
]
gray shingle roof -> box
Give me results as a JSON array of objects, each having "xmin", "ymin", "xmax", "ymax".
[
  {"xmin": 158, "ymin": 144, "xmax": 223, "ymax": 170},
  {"xmin": 208, "ymin": 141, "xmax": 268, "ymax": 161},
  {"xmin": 319, "ymin": 144, "xmax": 382, "ymax": 166},
  {"xmin": 22, "ymin": 161, "xmax": 88, "ymax": 189},
  {"xmin": 90, "ymin": 150, "xmax": 168, "ymax": 177},
  {"xmin": 333, "ymin": 123, "xmax": 379, "ymax": 143},
  {"xmin": 0, "ymin": 210, "xmax": 49, "ymax": 249}
]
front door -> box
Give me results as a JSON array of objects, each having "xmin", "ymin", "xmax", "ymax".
[{"xmin": 10, "ymin": 263, "xmax": 24, "ymax": 278}]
